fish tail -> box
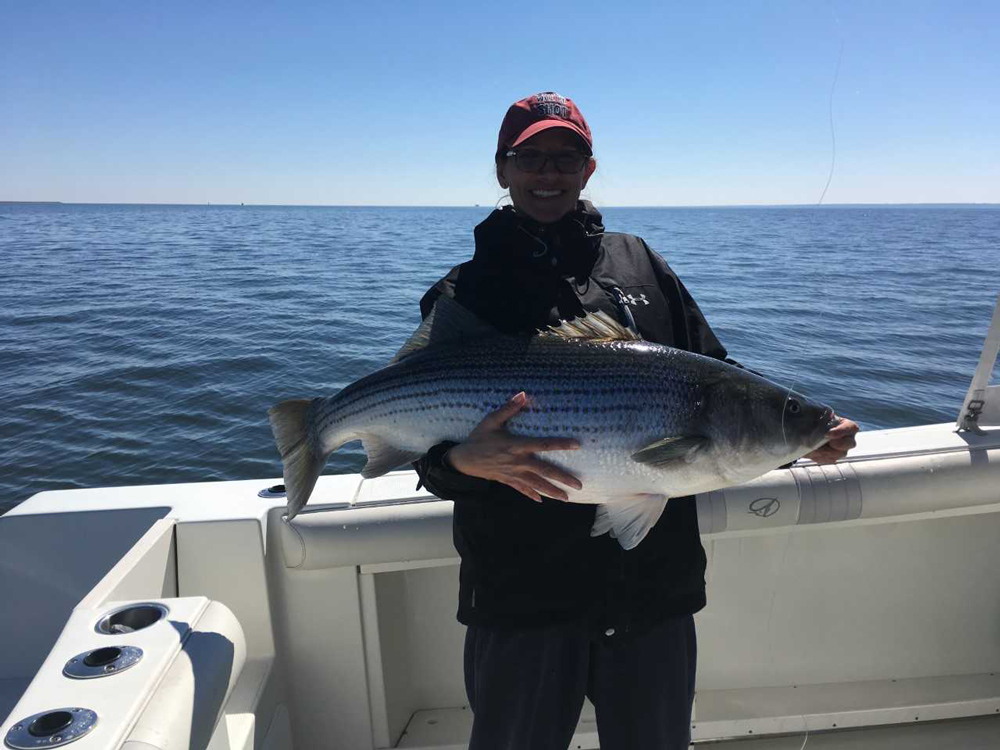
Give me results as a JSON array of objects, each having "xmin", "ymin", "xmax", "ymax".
[{"xmin": 268, "ymin": 398, "xmax": 328, "ymax": 520}]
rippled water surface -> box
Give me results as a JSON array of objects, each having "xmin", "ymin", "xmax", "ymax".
[{"xmin": 1, "ymin": 203, "xmax": 997, "ymax": 513}]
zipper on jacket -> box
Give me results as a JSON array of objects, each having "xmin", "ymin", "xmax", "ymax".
[{"xmin": 611, "ymin": 286, "xmax": 640, "ymax": 337}]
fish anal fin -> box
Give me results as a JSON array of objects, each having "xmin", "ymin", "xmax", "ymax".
[
  {"xmin": 631, "ymin": 435, "xmax": 708, "ymax": 467},
  {"xmin": 591, "ymin": 494, "xmax": 669, "ymax": 550},
  {"xmin": 391, "ymin": 296, "xmax": 498, "ymax": 363},
  {"xmin": 539, "ymin": 310, "xmax": 641, "ymax": 342},
  {"xmin": 360, "ymin": 434, "xmax": 424, "ymax": 478}
]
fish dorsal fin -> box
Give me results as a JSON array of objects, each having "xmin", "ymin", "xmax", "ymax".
[
  {"xmin": 631, "ymin": 435, "xmax": 708, "ymax": 466},
  {"xmin": 539, "ymin": 310, "xmax": 641, "ymax": 342},
  {"xmin": 391, "ymin": 296, "xmax": 498, "ymax": 363}
]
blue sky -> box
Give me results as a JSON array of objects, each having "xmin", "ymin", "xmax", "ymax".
[{"xmin": 2, "ymin": 1, "xmax": 997, "ymax": 206}]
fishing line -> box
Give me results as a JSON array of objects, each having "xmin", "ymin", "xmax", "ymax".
[
  {"xmin": 781, "ymin": 378, "xmax": 798, "ymax": 448},
  {"xmin": 818, "ymin": 6, "xmax": 845, "ymax": 205}
]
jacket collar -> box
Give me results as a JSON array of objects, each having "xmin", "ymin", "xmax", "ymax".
[{"xmin": 472, "ymin": 201, "xmax": 604, "ymax": 278}]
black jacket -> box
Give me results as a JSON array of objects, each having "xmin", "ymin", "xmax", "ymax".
[{"xmin": 413, "ymin": 202, "xmax": 729, "ymax": 634}]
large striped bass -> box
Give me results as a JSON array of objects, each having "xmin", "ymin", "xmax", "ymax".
[{"xmin": 269, "ymin": 297, "xmax": 837, "ymax": 549}]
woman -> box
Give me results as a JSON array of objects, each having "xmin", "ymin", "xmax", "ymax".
[{"xmin": 414, "ymin": 92, "xmax": 858, "ymax": 750}]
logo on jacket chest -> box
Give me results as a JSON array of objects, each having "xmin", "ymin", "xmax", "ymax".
[{"xmin": 620, "ymin": 292, "xmax": 650, "ymax": 306}]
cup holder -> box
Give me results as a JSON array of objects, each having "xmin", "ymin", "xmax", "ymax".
[
  {"xmin": 84, "ymin": 646, "xmax": 121, "ymax": 667},
  {"xmin": 29, "ymin": 712, "xmax": 73, "ymax": 736},
  {"xmin": 95, "ymin": 602, "xmax": 169, "ymax": 635},
  {"xmin": 4, "ymin": 708, "xmax": 97, "ymax": 748},
  {"xmin": 258, "ymin": 483, "xmax": 286, "ymax": 498},
  {"xmin": 64, "ymin": 645, "xmax": 143, "ymax": 679}
]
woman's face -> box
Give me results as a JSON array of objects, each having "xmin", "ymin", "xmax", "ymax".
[{"xmin": 497, "ymin": 128, "xmax": 596, "ymax": 224}]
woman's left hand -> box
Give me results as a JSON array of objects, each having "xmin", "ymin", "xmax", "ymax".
[{"xmin": 804, "ymin": 416, "xmax": 860, "ymax": 465}]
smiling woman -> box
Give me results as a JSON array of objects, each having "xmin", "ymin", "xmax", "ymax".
[
  {"xmin": 408, "ymin": 90, "xmax": 860, "ymax": 750},
  {"xmin": 497, "ymin": 129, "xmax": 595, "ymax": 223},
  {"xmin": 494, "ymin": 93, "xmax": 597, "ymax": 224}
]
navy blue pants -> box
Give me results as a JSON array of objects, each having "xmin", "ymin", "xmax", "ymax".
[{"xmin": 464, "ymin": 615, "xmax": 696, "ymax": 750}]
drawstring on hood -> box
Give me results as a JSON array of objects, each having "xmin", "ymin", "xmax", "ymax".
[{"xmin": 473, "ymin": 201, "xmax": 605, "ymax": 280}]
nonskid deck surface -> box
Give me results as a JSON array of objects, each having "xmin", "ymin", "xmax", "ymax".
[
  {"xmin": 695, "ymin": 715, "xmax": 1000, "ymax": 748},
  {"xmin": 399, "ymin": 717, "xmax": 1000, "ymax": 749},
  {"xmin": 398, "ymin": 674, "xmax": 1000, "ymax": 748},
  {"xmin": 398, "ymin": 711, "xmax": 1000, "ymax": 749}
]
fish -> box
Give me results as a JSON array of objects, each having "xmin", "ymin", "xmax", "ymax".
[{"xmin": 268, "ymin": 296, "xmax": 837, "ymax": 549}]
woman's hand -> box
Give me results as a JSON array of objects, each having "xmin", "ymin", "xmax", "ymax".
[
  {"xmin": 446, "ymin": 392, "xmax": 583, "ymax": 502},
  {"xmin": 804, "ymin": 416, "xmax": 860, "ymax": 465}
]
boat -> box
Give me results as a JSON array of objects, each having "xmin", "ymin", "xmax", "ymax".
[{"xmin": 2, "ymin": 298, "xmax": 998, "ymax": 749}]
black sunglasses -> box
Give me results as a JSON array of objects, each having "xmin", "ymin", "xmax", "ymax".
[{"xmin": 505, "ymin": 148, "xmax": 591, "ymax": 174}]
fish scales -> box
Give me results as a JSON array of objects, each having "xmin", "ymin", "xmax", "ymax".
[
  {"xmin": 316, "ymin": 337, "xmax": 704, "ymax": 470},
  {"xmin": 327, "ymin": 340, "xmax": 699, "ymax": 408}
]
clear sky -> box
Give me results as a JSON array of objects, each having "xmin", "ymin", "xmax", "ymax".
[{"xmin": 2, "ymin": 1, "xmax": 997, "ymax": 206}]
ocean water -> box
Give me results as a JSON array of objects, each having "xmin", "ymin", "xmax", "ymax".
[{"xmin": 1, "ymin": 203, "xmax": 998, "ymax": 514}]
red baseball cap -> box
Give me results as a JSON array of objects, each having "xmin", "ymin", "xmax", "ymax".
[{"xmin": 496, "ymin": 92, "xmax": 593, "ymax": 158}]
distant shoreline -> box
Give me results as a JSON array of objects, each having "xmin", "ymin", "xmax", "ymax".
[{"xmin": 2, "ymin": 201, "xmax": 998, "ymax": 209}]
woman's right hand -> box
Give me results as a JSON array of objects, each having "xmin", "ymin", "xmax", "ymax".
[{"xmin": 445, "ymin": 392, "xmax": 583, "ymax": 503}]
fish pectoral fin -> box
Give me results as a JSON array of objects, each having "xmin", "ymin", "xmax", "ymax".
[
  {"xmin": 360, "ymin": 435, "xmax": 425, "ymax": 479},
  {"xmin": 631, "ymin": 435, "xmax": 708, "ymax": 467},
  {"xmin": 591, "ymin": 494, "xmax": 669, "ymax": 550}
]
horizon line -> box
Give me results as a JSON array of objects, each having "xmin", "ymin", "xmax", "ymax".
[{"xmin": 3, "ymin": 200, "xmax": 999, "ymax": 209}]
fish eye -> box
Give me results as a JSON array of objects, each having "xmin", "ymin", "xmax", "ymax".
[{"xmin": 787, "ymin": 398, "xmax": 801, "ymax": 415}]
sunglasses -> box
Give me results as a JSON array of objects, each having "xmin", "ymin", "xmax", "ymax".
[{"xmin": 505, "ymin": 149, "xmax": 591, "ymax": 174}]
